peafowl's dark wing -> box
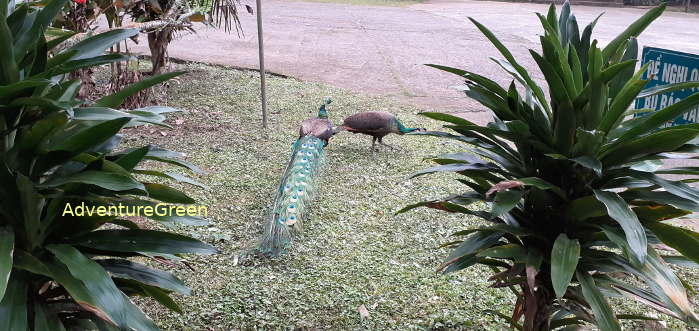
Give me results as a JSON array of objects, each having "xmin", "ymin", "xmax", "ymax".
[
  {"xmin": 299, "ymin": 118, "xmax": 334, "ymax": 142},
  {"xmin": 341, "ymin": 111, "xmax": 396, "ymax": 134}
]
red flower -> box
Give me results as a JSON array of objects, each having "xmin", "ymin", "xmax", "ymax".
[{"xmin": 73, "ymin": 0, "xmax": 86, "ymax": 4}]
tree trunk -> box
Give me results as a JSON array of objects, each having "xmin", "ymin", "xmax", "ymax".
[
  {"xmin": 522, "ymin": 281, "xmax": 554, "ymax": 331},
  {"xmin": 687, "ymin": 0, "xmax": 692, "ymax": 13},
  {"xmin": 147, "ymin": 27, "xmax": 174, "ymax": 75}
]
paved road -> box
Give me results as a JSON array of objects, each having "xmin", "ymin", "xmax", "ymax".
[{"xmin": 129, "ymin": 0, "xmax": 698, "ymax": 123}]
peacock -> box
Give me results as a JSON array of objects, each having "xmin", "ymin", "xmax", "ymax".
[
  {"xmin": 299, "ymin": 99, "xmax": 335, "ymax": 144},
  {"xmin": 335, "ymin": 111, "xmax": 425, "ymax": 151},
  {"xmin": 256, "ymin": 98, "xmax": 335, "ymax": 256}
]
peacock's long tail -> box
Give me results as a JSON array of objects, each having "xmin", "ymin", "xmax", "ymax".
[{"xmin": 257, "ymin": 135, "xmax": 326, "ymax": 256}]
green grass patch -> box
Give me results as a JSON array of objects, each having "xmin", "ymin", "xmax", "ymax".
[{"xmin": 125, "ymin": 63, "xmax": 698, "ymax": 330}]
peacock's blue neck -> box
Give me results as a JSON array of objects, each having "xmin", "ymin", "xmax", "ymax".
[
  {"xmin": 318, "ymin": 105, "xmax": 328, "ymax": 119},
  {"xmin": 396, "ymin": 119, "xmax": 419, "ymax": 133}
]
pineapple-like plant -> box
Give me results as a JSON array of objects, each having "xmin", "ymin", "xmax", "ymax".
[
  {"xmin": 0, "ymin": 0, "xmax": 216, "ymax": 329},
  {"xmin": 403, "ymin": 2, "xmax": 699, "ymax": 330}
]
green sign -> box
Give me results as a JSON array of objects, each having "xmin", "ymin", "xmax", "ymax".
[{"xmin": 634, "ymin": 47, "xmax": 699, "ymax": 126}]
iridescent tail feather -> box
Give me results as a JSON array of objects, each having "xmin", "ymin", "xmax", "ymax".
[{"xmin": 256, "ymin": 135, "xmax": 326, "ymax": 256}]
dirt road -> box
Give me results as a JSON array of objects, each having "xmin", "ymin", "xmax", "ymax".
[{"xmin": 127, "ymin": 0, "xmax": 698, "ymax": 123}]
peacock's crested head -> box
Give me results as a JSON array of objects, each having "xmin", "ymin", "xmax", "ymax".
[{"xmin": 318, "ymin": 97, "xmax": 332, "ymax": 119}]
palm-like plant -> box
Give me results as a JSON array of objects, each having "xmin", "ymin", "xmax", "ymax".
[
  {"xmin": 402, "ymin": 2, "xmax": 699, "ymax": 330},
  {"xmin": 1, "ymin": 0, "xmax": 215, "ymax": 329}
]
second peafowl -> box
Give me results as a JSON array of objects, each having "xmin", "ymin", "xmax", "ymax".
[{"xmin": 257, "ymin": 99, "xmax": 335, "ymax": 256}]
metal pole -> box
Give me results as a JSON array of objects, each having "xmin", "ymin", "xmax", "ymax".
[{"xmin": 256, "ymin": 0, "xmax": 268, "ymax": 130}]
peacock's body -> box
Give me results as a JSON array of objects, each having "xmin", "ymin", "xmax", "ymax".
[
  {"xmin": 336, "ymin": 111, "xmax": 425, "ymax": 151},
  {"xmin": 257, "ymin": 99, "xmax": 334, "ymax": 256},
  {"xmin": 299, "ymin": 103, "xmax": 334, "ymax": 144}
]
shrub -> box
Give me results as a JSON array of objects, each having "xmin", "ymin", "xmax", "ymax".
[
  {"xmin": 403, "ymin": 2, "xmax": 699, "ymax": 330},
  {"xmin": 0, "ymin": 0, "xmax": 215, "ymax": 329}
]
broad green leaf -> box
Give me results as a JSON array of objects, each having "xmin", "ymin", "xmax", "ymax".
[
  {"xmin": 45, "ymin": 28, "xmax": 76, "ymax": 51},
  {"xmin": 558, "ymin": 1, "xmax": 570, "ymax": 44},
  {"xmin": 0, "ymin": 274, "xmax": 27, "ymax": 331},
  {"xmin": 569, "ymin": 44, "xmax": 583, "ymax": 92},
  {"xmin": 647, "ymin": 222, "xmax": 699, "ymax": 265},
  {"xmin": 518, "ymin": 177, "xmax": 565, "ymax": 198},
  {"xmin": 144, "ymin": 183, "xmax": 196, "ymax": 204},
  {"xmin": 564, "ymin": 195, "xmax": 606, "ymax": 220},
  {"xmin": 47, "ymin": 245, "xmax": 158, "ymax": 330},
  {"xmin": 40, "ymin": 170, "xmax": 145, "ymax": 192},
  {"xmin": 631, "ymin": 171, "xmax": 699, "ymax": 205},
  {"xmin": 115, "ymin": 146, "xmax": 150, "ymax": 171},
  {"xmin": 70, "ymin": 153, "xmax": 131, "ymax": 177},
  {"xmin": 621, "ymin": 189, "xmax": 699, "ymax": 212},
  {"xmin": 638, "ymin": 81, "xmax": 699, "ymax": 99},
  {"xmin": 572, "ymin": 128, "xmax": 604, "ymax": 158},
  {"xmin": 50, "ymin": 117, "xmax": 130, "ymax": 153},
  {"xmin": 44, "ymin": 258, "xmax": 114, "ymax": 323},
  {"xmin": 132, "ymin": 106, "xmax": 180, "ymax": 114},
  {"xmin": 12, "ymin": 250, "xmax": 51, "ymax": 277},
  {"xmin": 419, "ymin": 111, "xmax": 477, "ymax": 127},
  {"xmin": 0, "ymin": 227, "xmax": 14, "ymax": 300},
  {"xmin": 439, "ymin": 231, "xmax": 501, "ymax": 273},
  {"xmin": 72, "ymin": 106, "xmax": 167, "ymax": 126},
  {"xmin": 143, "ymin": 146, "xmax": 203, "ymax": 173},
  {"xmin": 69, "ymin": 229, "xmax": 218, "ymax": 255},
  {"xmin": 491, "ymin": 190, "xmax": 524, "ymax": 217},
  {"xmin": 640, "ymin": 250, "xmax": 698, "ymax": 322},
  {"xmin": 0, "ymin": 13, "xmax": 18, "ymax": 84},
  {"xmin": 140, "ymin": 283, "xmax": 183, "ymax": 314},
  {"xmin": 620, "ymin": 92, "xmax": 699, "ymax": 141},
  {"xmin": 33, "ymin": 301, "xmax": 66, "ymax": 331},
  {"xmin": 65, "ymin": 28, "xmax": 139, "ymax": 61},
  {"xmin": 468, "ymin": 17, "xmax": 550, "ymax": 116},
  {"xmin": 551, "ymin": 233, "xmax": 580, "ymax": 298},
  {"xmin": 609, "ymin": 38, "xmax": 638, "ymax": 99},
  {"xmin": 633, "ymin": 205, "xmax": 691, "ymax": 222},
  {"xmin": 657, "ymin": 167, "xmax": 699, "ymax": 175},
  {"xmin": 577, "ymin": 271, "xmax": 622, "ymax": 331},
  {"xmin": 602, "ymin": 129, "xmax": 699, "ymax": 166},
  {"xmin": 410, "ymin": 162, "xmax": 498, "ymax": 178},
  {"xmin": 0, "ymin": 79, "xmax": 51, "ymax": 99},
  {"xmin": 94, "ymin": 71, "xmax": 185, "ymax": 108},
  {"xmin": 46, "ymin": 54, "xmax": 132, "ymax": 77},
  {"xmin": 601, "ymin": 4, "xmax": 665, "ymax": 62},
  {"xmin": 600, "ymin": 59, "xmax": 638, "ymax": 83},
  {"xmin": 629, "ymin": 159, "xmax": 663, "ymax": 172},
  {"xmin": 572, "ymin": 155, "xmax": 602, "ymax": 176},
  {"xmin": 14, "ymin": 112, "xmax": 68, "ymax": 153},
  {"xmin": 13, "ymin": 0, "xmax": 68, "ymax": 58},
  {"xmin": 608, "ymin": 277, "xmax": 680, "ymax": 319},
  {"xmin": 476, "ymin": 243, "xmax": 527, "ymax": 262},
  {"xmin": 585, "ymin": 44, "xmax": 605, "ymax": 130},
  {"xmin": 16, "ymin": 174, "xmax": 41, "ymax": 246},
  {"xmin": 98, "ymin": 259, "xmax": 190, "ymax": 295},
  {"xmin": 663, "ymin": 256, "xmax": 699, "ymax": 268},
  {"xmin": 599, "ymin": 63, "xmax": 649, "ymax": 134},
  {"xmin": 135, "ymin": 170, "xmax": 209, "ymax": 190},
  {"xmin": 593, "ymin": 190, "xmax": 647, "ymax": 264},
  {"xmin": 423, "ymin": 66, "xmax": 508, "ymax": 97}
]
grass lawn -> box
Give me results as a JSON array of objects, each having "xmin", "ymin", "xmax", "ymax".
[{"xmin": 126, "ymin": 62, "xmax": 698, "ymax": 330}]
